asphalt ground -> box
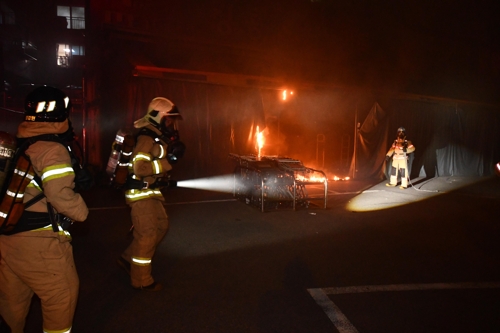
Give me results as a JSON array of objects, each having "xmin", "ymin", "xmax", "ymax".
[{"xmin": 13, "ymin": 175, "xmax": 500, "ymax": 332}]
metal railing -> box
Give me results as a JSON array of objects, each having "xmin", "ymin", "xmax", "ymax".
[
  {"xmin": 57, "ymin": 56, "xmax": 69, "ymax": 67},
  {"xmin": 60, "ymin": 16, "xmax": 85, "ymax": 29},
  {"xmin": 70, "ymin": 17, "xmax": 85, "ymax": 29}
]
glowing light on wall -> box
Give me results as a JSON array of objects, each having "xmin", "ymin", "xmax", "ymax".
[{"xmin": 281, "ymin": 89, "xmax": 294, "ymax": 101}]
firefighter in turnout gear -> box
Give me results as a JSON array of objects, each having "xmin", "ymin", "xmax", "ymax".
[
  {"xmin": 385, "ymin": 127, "xmax": 415, "ymax": 189},
  {"xmin": 0, "ymin": 86, "xmax": 89, "ymax": 333},
  {"xmin": 117, "ymin": 97, "xmax": 184, "ymax": 291}
]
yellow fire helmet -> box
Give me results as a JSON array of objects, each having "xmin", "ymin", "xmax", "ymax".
[{"xmin": 134, "ymin": 97, "xmax": 182, "ymax": 129}]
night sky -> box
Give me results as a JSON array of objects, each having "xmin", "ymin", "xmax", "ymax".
[{"xmin": 140, "ymin": 0, "xmax": 500, "ymax": 104}]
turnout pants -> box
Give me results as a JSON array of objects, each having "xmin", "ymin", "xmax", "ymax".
[
  {"xmin": 0, "ymin": 231, "xmax": 78, "ymax": 333},
  {"xmin": 122, "ymin": 199, "xmax": 169, "ymax": 287},
  {"xmin": 389, "ymin": 156, "xmax": 409, "ymax": 187}
]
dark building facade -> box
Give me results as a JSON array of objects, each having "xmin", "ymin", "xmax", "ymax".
[
  {"xmin": 2, "ymin": 0, "xmax": 500, "ymax": 180},
  {"xmin": 0, "ymin": 0, "xmax": 86, "ymax": 139}
]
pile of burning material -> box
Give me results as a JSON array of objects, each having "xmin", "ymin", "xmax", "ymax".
[{"xmin": 229, "ymin": 153, "xmax": 328, "ymax": 212}]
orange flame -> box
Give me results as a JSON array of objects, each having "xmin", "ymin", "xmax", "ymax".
[
  {"xmin": 296, "ymin": 174, "xmax": 326, "ymax": 183},
  {"xmin": 256, "ymin": 125, "xmax": 264, "ymax": 159}
]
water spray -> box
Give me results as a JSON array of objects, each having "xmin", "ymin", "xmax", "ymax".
[{"xmin": 176, "ymin": 174, "xmax": 239, "ymax": 193}]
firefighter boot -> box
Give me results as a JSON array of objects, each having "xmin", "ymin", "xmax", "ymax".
[
  {"xmin": 117, "ymin": 257, "xmax": 131, "ymax": 276},
  {"xmin": 133, "ymin": 281, "xmax": 163, "ymax": 292}
]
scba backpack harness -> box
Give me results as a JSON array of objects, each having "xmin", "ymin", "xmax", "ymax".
[
  {"xmin": 106, "ymin": 128, "xmax": 135, "ymax": 189},
  {"xmin": 106, "ymin": 127, "xmax": 185, "ymax": 190},
  {"xmin": 0, "ymin": 134, "xmax": 92, "ymax": 235}
]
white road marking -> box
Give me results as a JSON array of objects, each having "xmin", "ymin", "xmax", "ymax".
[
  {"xmin": 307, "ymin": 288, "xmax": 360, "ymax": 333},
  {"xmin": 321, "ymin": 281, "xmax": 500, "ymax": 295},
  {"xmin": 308, "ymin": 282, "xmax": 500, "ymax": 333}
]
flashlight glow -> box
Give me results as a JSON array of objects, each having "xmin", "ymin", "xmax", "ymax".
[
  {"xmin": 345, "ymin": 176, "xmax": 485, "ymax": 212},
  {"xmin": 282, "ymin": 89, "xmax": 294, "ymax": 100}
]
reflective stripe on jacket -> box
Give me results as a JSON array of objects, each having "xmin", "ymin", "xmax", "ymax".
[
  {"xmin": 125, "ymin": 126, "xmax": 172, "ymax": 204},
  {"xmin": 386, "ymin": 140, "xmax": 415, "ymax": 160},
  {"xmin": 22, "ymin": 139, "xmax": 88, "ymax": 223}
]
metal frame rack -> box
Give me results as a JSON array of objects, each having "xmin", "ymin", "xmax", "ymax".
[{"xmin": 229, "ymin": 154, "xmax": 328, "ymax": 212}]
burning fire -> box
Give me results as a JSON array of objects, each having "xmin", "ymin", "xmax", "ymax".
[
  {"xmin": 295, "ymin": 174, "xmax": 350, "ymax": 182},
  {"xmin": 296, "ymin": 174, "xmax": 327, "ymax": 183},
  {"xmin": 256, "ymin": 125, "xmax": 264, "ymax": 159},
  {"xmin": 332, "ymin": 176, "xmax": 350, "ymax": 181}
]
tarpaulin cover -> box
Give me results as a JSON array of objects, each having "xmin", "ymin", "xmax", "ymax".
[
  {"xmin": 350, "ymin": 100, "xmax": 500, "ymax": 180},
  {"xmin": 98, "ymin": 76, "xmax": 268, "ymax": 180},
  {"xmin": 91, "ymin": 53, "xmax": 500, "ymax": 181}
]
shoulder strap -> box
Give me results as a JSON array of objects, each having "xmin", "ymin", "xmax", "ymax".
[
  {"xmin": 8, "ymin": 136, "xmax": 59, "ymax": 211},
  {"xmin": 14, "ymin": 134, "xmax": 72, "ymax": 205},
  {"xmin": 136, "ymin": 127, "xmax": 160, "ymax": 141},
  {"xmin": 137, "ymin": 127, "xmax": 178, "ymax": 145},
  {"xmin": 18, "ymin": 134, "xmax": 67, "ymax": 157}
]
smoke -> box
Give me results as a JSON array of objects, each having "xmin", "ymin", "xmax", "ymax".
[{"xmin": 0, "ymin": 108, "xmax": 24, "ymax": 134}]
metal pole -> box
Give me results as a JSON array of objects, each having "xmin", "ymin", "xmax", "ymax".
[
  {"xmin": 81, "ymin": 75, "xmax": 86, "ymax": 159},
  {"xmin": 261, "ymin": 178, "xmax": 265, "ymax": 212},
  {"xmin": 316, "ymin": 133, "xmax": 325, "ymax": 169},
  {"xmin": 352, "ymin": 103, "xmax": 358, "ymax": 179},
  {"xmin": 293, "ymin": 179, "xmax": 296, "ymax": 211},
  {"xmin": 323, "ymin": 179, "xmax": 328, "ymax": 209}
]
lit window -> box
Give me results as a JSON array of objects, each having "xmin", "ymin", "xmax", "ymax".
[
  {"xmin": 74, "ymin": 45, "xmax": 85, "ymax": 56},
  {"xmin": 57, "ymin": 43, "xmax": 85, "ymax": 67},
  {"xmin": 57, "ymin": 6, "xmax": 85, "ymax": 29}
]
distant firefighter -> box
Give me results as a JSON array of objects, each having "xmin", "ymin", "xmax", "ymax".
[{"xmin": 385, "ymin": 127, "xmax": 415, "ymax": 189}]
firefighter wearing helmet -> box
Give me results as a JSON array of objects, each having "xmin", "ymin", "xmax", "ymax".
[
  {"xmin": 385, "ymin": 127, "xmax": 415, "ymax": 189},
  {"xmin": 0, "ymin": 86, "xmax": 89, "ymax": 333},
  {"xmin": 117, "ymin": 97, "xmax": 185, "ymax": 291}
]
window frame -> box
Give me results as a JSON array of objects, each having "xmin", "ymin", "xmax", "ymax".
[{"xmin": 56, "ymin": 5, "xmax": 85, "ymax": 30}]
